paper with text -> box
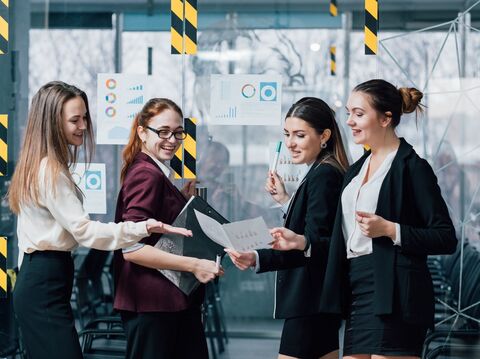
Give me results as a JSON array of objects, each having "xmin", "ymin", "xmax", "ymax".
[{"xmin": 194, "ymin": 210, "xmax": 271, "ymax": 252}]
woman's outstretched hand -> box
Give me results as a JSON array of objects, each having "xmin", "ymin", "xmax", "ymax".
[
  {"xmin": 146, "ymin": 219, "xmax": 193, "ymax": 237},
  {"xmin": 269, "ymin": 227, "xmax": 306, "ymax": 251},
  {"xmin": 224, "ymin": 248, "xmax": 256, "ymax": 270}
]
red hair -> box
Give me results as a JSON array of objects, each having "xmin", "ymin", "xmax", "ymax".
[{"xmin": 120, "ymin": 98, "xmax": 183, "ymax": 183}]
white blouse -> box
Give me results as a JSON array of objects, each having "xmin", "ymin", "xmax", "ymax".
[
  {"xmin": 342, "ymin": 150, "xmax": 401, "ymax": 259},
  {"xmin": 17, "ymin": 158, "xmax": 149, "ymax": 266}
]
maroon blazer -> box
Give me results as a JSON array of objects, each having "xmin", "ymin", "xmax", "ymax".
[{"xmin": 113, "ymin": 152, "xmax": 204, "ymax": 312}]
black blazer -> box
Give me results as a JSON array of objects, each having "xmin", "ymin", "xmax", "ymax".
[
  {"xmin": 320, "ymin": 138, "xmax": 457, "ymax": 328},
  {"xmin": 257, "ymin": 162, "xmax": 344, "ymax": 319}
]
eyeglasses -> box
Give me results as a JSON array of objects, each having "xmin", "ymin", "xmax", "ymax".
[{"xmin": 145, "ymin": 126, "xmax": 187, "ymax": 140}]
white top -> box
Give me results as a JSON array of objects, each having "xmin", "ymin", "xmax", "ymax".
[
  {"xmin": 342, "ymin": 150, "xmax": 401, "ymax": 259},
  {"xmin": 17, "ymin": 158, "xmax": 149, "ymax": 266}
]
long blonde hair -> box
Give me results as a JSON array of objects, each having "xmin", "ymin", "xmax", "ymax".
[{"xmin": 8, "ymin": 81, "xmax": 94, "ymax": 214}]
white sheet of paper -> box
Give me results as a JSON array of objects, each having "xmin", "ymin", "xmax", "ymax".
[
  {"xmin": 194, "ymin": 210, "xmax": 232, "ymax": 248},
  {"xmin": 195, "ymin": 210, "xmax": 272, "ymax": 252},
  {"xmin": 223, "ymin": 217, "xmax": 272, "ymax": 252},
  {"xmin": 70, "ymin": 163, "xmax": 107, "ymax": 214}
]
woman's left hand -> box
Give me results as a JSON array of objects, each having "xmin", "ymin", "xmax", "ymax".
[
  {"xmin": 355, "ymin": 211, "xmax": 396, "ymax": 240},
  {"xmin": 269, "ymin": 227, "xmax": 307, "ymax": 251},
  {"xmin": 181, "ymin": 180, "xmax": 196, "ymax": 199}
]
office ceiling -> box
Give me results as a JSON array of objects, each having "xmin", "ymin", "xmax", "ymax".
[{"xmin": 29, "ymin": 0, "xmax": 480, "ymax": 30}]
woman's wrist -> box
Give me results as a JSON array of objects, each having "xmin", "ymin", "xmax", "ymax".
[
  {"xmin": 278, "ymin": 194, "xmax": 290, "ymax": 205},
  {"xmin": 386, "ymin": 221, "xmax": 396, "ymax": 241}
]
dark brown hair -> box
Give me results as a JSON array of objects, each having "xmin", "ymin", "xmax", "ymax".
[
  {"xmin": 353, "ymin": 79, "xmax": 424, "ymax": 127},
  {"xmin": 286, "ymin": 97, "xmax": 349, "ymax": 173}
]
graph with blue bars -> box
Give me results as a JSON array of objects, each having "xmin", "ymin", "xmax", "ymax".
[
  {"xmin": 127, "ymin": 96, "xmax": 144, "ymax": 105},
  {"xmin": 215, "ymin": 106, "xmax": 237, "ymax": 120},
  {"xmin": 128, "ymin": 85, "xmax": 144, "ymax": 91}
]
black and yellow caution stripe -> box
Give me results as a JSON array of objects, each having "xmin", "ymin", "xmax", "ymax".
[
  {"xmin": 330, "ymin": 46, "xmax": 336, "ymax": 76},
  {"xmin": 0, "ymin": 237, "xmax": 6, "ymax": 298},
  {"xmin": 0, "ymin": 115, "xmax": 7, "ymax": 176},
  {"xmin": 330, "ymin": 0, "xmax": 338, "ymax": 17},
  {"xmin": 365, "ymin": 0, "xmax": 378, "ymax": 55},
  {"xmin": 0, "ymin": 0, "xmax": 8, "ymax": 55}
]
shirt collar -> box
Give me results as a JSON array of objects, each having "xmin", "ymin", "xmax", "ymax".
[{"xmin": 143, "ymin": 151, "xmax": 174, "ymax": 180}]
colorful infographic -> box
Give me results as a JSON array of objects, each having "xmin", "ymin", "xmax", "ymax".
[
  {"xmin": 96, "ymin": 74, "xmax": 180, "ymax": 144},
  {"xmin": 70, "ymin": 163, "xmax": 107, "ymax": 214},
  {"xmin": 210, "ymin": 74, "xmax": 282, "ymax": 126}
]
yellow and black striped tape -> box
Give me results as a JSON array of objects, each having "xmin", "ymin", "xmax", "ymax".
[
  {"xmin": 330, "ymin": 46, "xmax": 336, "ymax": 76},
  {"xmin": 0, "ymin": 237, "xmax": 6, "ymax": 298},
  {"xmin": 330, "ymin": 0, "xmax": 338, "ymax": 17},
  {"xmin": 0, "ymin": 115, "xmax": 7, "ymax": 176},
  {"xmin": 171, "ymin": 0, "xmax": 184, "ymax": 54},
  {"xmin": 0, "ymin": 0, "xmax": 8, "ymax": 55},
  {"xmin": 171, "ymin": 117, "xmax": 197, "ymax": 179},
  {"xmin": 365, "ymin": 0, "xmax": 378, "ymax": 55},
  {"xmin": 183, "ymin": 117, "xmax": 196, "ymax": 179},
  {"xmin": 184, "ymin": 0, "xmax": 197, "ymax": 55},
  {"xmin": 171, "ymin": 0, "xmax": 197, "ymax": 55}
]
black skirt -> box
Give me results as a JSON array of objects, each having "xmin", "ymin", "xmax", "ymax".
[
  {"xmin": 13, "ymin": 251, "xmax": 83, "ymax": 359},
  {"xmin": 121, "ymin": 308, "xmax": 208, "ymax": 359},
  {"xmin": 279, "ymin": 313, "xmax": 339, "ymax": 359},
  {"xmin": 344, "ymin": 254, "xmax": 427, "ymax": 357}
]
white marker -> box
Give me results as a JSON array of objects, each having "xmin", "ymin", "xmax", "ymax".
[
  {"xmin": 271, "ymin": 141, "xmax": 282, "ymax": 173},
  {"xmin": 215, "ymin": 255, "xmax": 221, "ymax": 271}
]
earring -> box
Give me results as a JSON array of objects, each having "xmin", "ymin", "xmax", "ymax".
[{"xmin": 321, "ymin": 142, "xmax": 327, "ymax": 149}]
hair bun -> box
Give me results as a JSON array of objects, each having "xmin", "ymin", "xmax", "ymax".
[{"xmin": 399, "ymin": 87, "xmax": 423, "ymax": 114}]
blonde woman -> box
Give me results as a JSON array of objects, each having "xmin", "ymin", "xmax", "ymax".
[{"xmin": 9, "ymin": 82, "xmax": 190, "ymax": 359}]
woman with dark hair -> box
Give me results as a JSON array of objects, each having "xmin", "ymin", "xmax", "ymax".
[
  {"xmin": 316, "ymin": 79, "xmax": 456, "ymax": 359},
  {"xmin": 9, "ymin": 82, "xmax": 190, "ymax": 359},
  {"xmin": 226, "ymin": 97, "xmax": 349, "ymax": 359},
  {"xmin": 114, "ymin": 98, "xmax": 223, "ymax": 359}
]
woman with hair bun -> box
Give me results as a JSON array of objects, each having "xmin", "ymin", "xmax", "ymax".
[{"xmin": 317, "ymin": 79, "xmax": 457, "ymax": 358}]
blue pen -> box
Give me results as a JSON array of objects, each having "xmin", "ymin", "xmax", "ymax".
[{"xmin": 271, "ymin": 141, "xmax": 282, "ymax": 173}]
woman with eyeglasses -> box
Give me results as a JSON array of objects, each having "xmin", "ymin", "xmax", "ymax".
[
  {"xmin": 9, "ymin": 82, "xmax": 191, "ymax": 359},
  {"xmin": 113, "ymin": 98, "xmax": 223, "ymax": 359}
]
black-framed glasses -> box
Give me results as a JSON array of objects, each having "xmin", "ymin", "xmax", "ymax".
[{"xmin": 146, "ymin": 126, "xmax": 187, "ymax": 140}]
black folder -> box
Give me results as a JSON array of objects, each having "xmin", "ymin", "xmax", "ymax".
[{"xmin": 154, "ymin": 196, "xmax": 229, "ymax": 295}]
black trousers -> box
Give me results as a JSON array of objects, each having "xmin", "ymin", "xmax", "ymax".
[
  {"xmin": 121, "ymin": 308, "xmax": 208, "ymax": 359},
  {"xmin": 13, "ymin": 251, "xmax": 83, "ymax": 359}
]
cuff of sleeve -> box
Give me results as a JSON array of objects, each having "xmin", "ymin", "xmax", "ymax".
[
  {"xmin": 253, "ymin": 251, "xmax": 261, "ymax": 273},
  {"xmin": 281, "ymin": 197, "xmax": 292, "ymax": 214},
  {"xmin": 393, "ymin": 223, "xmax": 401, "ymax": 246},
  {"xmin": 303, "ymin": 236, "xmax": 311, "ymax": 257},
  {"xmin": 122, "ymin": 243, "xmax": 145, "ymax": 253},
  {"xmin": 132, "ymin": 221, "xmax": 150, "ymax": 238}
]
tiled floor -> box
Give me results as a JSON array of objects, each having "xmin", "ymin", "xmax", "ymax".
[{"xmin": 215, "ymin": 338, "xmax": 280, "ymax": 359}]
